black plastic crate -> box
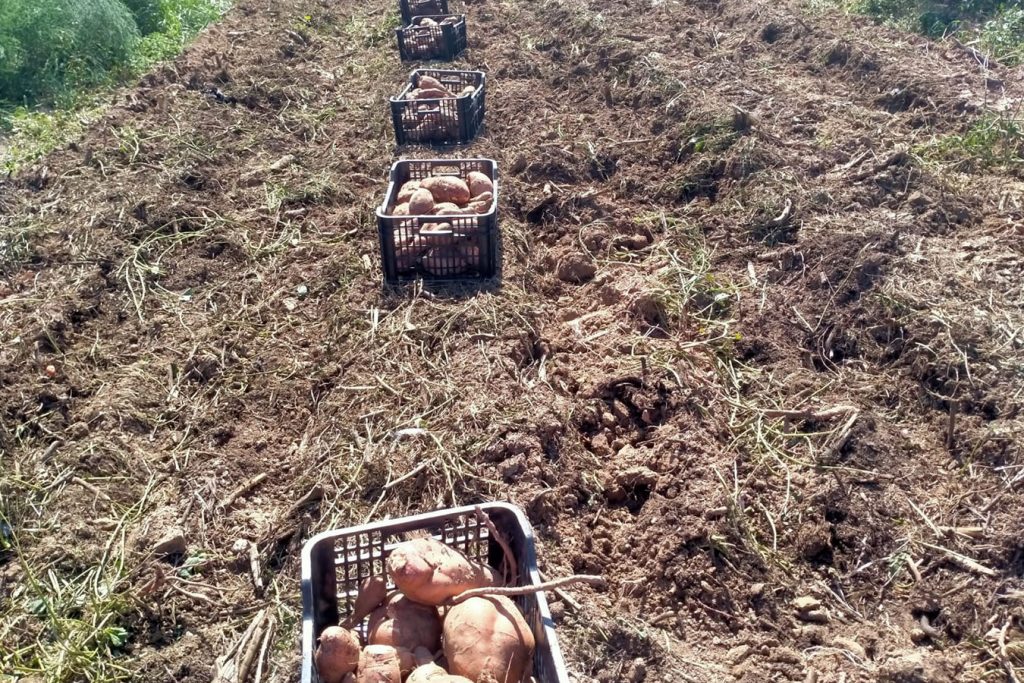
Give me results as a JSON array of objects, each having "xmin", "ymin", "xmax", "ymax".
[
  {"xmin": 399, "ymin": 0, "xmax": 448, "ymax": 25},
  {"xmin": 390, "ymin": 69, "xmax": 486, "ymax": 147},
  {"xmin": 300, "ymin": 503, "xmax": 570, "ymax": 683},
  {"xmin": 376, "ymin": 158, "xmax": 498, "ymax": 282},
  {"xmin": 397, "ymin": 15, "xmax": 467, "ymax": 62}
]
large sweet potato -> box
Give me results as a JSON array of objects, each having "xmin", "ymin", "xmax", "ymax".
[
  {"xmin": 420, "ymin": 176, "xmax": 471, "ymax": 206},
  {"xmin": 407, "ymin": 664, "xmax": 473, "ymax": 683},
  {"xmin": 368, "ymin": 593, "xmax": 442, "ymax": 652},
  {"xmin": 357, "ymin": 645, "xmax": 402, "ymax": 683},
  {"xmin": 443, "ymin": 596, "xmax": 535, "ymax": 683},
  {"xmin": 315, "ymin": 626, "xmax": 361, "ymax": 683},
  {"xmin": 386, "ymin": 538, "xmax": 500, "ymax": 606}
]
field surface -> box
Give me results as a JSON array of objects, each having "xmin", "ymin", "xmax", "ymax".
[{"xmin": 2, "ymin": 0, "xmax": 1023, "ymax": 681}]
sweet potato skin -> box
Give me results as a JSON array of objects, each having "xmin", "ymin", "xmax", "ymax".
[
  {"xmin": 315, "ymin": 626, "xmax": 361, "ymax": 683},
  {"xmin": 386, "ymin": 538, "xmax": 499, "ymax": 606},
  {"xmin": 443, "ymin": 596, "xmax": 535, "ymax": 683},
  {"xmin": 420, "ymin": 177, "xmax": 471, "ymax": 206},
  {"xmin": 368, "ymin": 593, "xmax": 442, "ymax": 652},
  {"xmin": 357, "ymin": 645, "xmax": 402, "ymax": 683}
]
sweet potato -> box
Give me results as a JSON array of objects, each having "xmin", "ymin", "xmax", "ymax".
[
  {"xmin": 357, "ymin": 645, "xmax": 402, "ymax": 683},
  {"xmin": 417, "ymin": 76, "xmax": 449, "ymax": 93},
  {"xmin": 392, "ymin": 203, "xmax": 410, "ymax": 216},
  {"xmin": 409, "ymin": 188, "xmax": 436, "ymax": 215},
  {"xmin": 422, "ymin": 247, "xmax": 468, "ymax": 276},
  {"xmin": 386, "ymin": 538, "xmax": 500, "ymax": 606},
  {"xmin": 368, "ymin": 593, "xmax": 443, "ymax": 652},
  {"xmin": 462, "ymin": 199, "xmax": 492, "ymax": 215},
  {"xmin": 342, "ymin": 576, "xmax": 388, "ymax": 629},
  {"xmin": 410, "ymin": 87, "xmax": 452, "ymax": 100},
  {"xmin": 431, "ymin": 202, "xmax": 462, "ymax": 215},
  {"xmin": 466, "ymin": 172, "xmax": 493, "ymax": 198},
  {"xmin": 397, "ymin": 181, "xmax": 421, "ymax": 204},
  {"xmin": 407, "ymin": 664, "xmax": 473, "ymax": 683},
  {"xmin": 315, "ymin": 626, "xmax": 361, "ymax": 683},
  {"xmin": 443, "ymin": 596, "xmax": 535, "ymax": 683},
  {"xmin": 419, "ymin": 223, "xmax": 455, "ymax": 247},
  {"xmin": 420, "ymin": 176, "xmax": 471, "ymax": 206}
]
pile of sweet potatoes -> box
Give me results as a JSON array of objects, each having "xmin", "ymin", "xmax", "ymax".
[
  {"xmin": 402, "ymin": 17, "xmax": 461, "ymax": 59},
  {"xmin": 396, "ymin": 75, "xmax": 478, "ymax": 141},
  {"xmin": 316, "ymin": 538, "xmax": 534, "ymax": 683},
  {"xmin": 387, "ymin": 171, "xmax": 494, "ymax": 275}
]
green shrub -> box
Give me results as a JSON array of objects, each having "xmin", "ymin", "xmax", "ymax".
[
  {"xmin": 0, "ymin": 0, "xmax": 141, "ymax": 105},
  {"xmin": 0, "ymin": 0, "xmax": 228, "ymax": 107}
]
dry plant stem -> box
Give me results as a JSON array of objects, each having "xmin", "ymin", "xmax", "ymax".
[
  {"xmin": 448, "ymin": 575, "xmax": 606, "ymax": 605},
  {"xmin": 920, "ymin": 542, "xmax": 996, "ymax": 577},
  {"xmin": 219, "ymin": 472, "xmax": 269, "ymax": 510}
]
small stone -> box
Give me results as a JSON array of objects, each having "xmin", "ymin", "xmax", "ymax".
[
  {"xmin": 153, "ymin": 529, "xmax": 186, "ymax": 558},
  {"xmin": 749, "ymin": 582, "xmax": 766, "ymax": 597},
  {"xmin": 283, "ymin": 297, "xmax": 299, "ymax": 311},
  {"xmin": 793, "ymin": 596, "xmax": 821, "ymax": 612},
  {"xmin": 727, "ymin": 644, "xmax": 752, "ymax": 664},
  {"xmin": 799, "ymin": 609, "xmax": 830, "ymax": 624}
]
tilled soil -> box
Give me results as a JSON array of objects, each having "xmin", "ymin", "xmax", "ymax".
[{"xmin": 1, "ymin": 0, "xmax": 1023, "ymax": 681}]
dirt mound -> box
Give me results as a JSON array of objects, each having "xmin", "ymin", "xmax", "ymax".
[{"xmin": 1, "ymin": 0, "xmax": 1022, "ymax": 681}]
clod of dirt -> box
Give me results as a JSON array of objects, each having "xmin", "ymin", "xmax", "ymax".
[
  {"xmin": 556, "ymin": 255, "xmax": 597, "ymax": 284},
  {"xmin": 727, "ymin": 644, "xmax": 753, "ymax": 664},
  {"xmin": 794, "ymin": 595, "xmax": 830, "ymax": 623},
  {"xmin": 152, "ymin": 529, "xmax": 187, "ymax": 558},
  {"xmin": 878, "ymin": 651, "xmax": 958, "ymax": 683}
]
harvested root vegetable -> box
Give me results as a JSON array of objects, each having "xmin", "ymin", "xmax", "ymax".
[
  {"xmin": 409, "ymin": 188, "xmax": 436, "ymax": 215},
  {"xmin": 368, "ymin": 593, "xmax": 443, "ymax": 652},
  {"xmin": 443, "ymin": 596, "xmax": 535, "ymax": 683},
  {"xmin": 431, "ymin": 202, "xmax": 462, "ymax": 216},
  {"xmin": 466, "ymin": 172, "xmax": 494, "ymax": 198},
  {"xmin": 419, "ymin": 223, "xmax": 455, "ymax": 246},
  {"xmin": 386, "ymin": 538, "xmax": 500, "ymax": 605},
  {"xmin": 409, "ymin": 87, "xmax": 452, "ymax": 100},
  {"xmin": 420, "ymin": 176, "xmax": 471, "ymax": 206},
  {"xmin": 392, "ymin": 203, "xmax": 410, "ymax": 216},
  {"xmin": 422, "ymin": 247, "xmax": 468, "ymax": 276},
  {"xmin": 342, "ymin": 576, "xmax": 388, "ymax": 629},
  {"xmin": 407, "ymin": 664, "xmax": 473, "ymax": 683},
  {"xmin": 357, "ymin": 645, "xmax": 402, "ymax": 683},
  {"xmin": 315, "ymin": 626, "xmax": 361, "ymax": 683},
  {"xmin": 397, "ymin": 181, "xmax": 421, "ymax": 204},
  {"xmin": 417, "ymin": 75, "xmax": 448, "ymax": 92}
]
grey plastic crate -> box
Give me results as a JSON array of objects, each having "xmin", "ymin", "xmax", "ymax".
[
  {"xmin": 300, "ymin": 503, "xmax": 569, "ymax": 683},
  {"xmin": 390, "ymin": 69, "xmax": 486, "ymax": 147}
]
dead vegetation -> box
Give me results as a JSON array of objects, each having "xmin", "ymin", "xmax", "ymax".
[{"xmin": 1, "ymin": 0, "xmax": 1023, "ymax": 682}]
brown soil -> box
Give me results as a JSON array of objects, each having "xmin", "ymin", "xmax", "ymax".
[{"xmin": 2, "ymin": 0, "xmax": 1023, "ymax": 681}]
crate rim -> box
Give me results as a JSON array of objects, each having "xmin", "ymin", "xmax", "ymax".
[
  {"xmin": 402, "ymin": 13, "xmax": 466, "ymax": 29},
  {"xmin": 390, "ymin": 69, "xmax": 486, "ymax": 104},
  {"xmin": 374, "ymin": 157, "xmax": 499, "ymax": 219}
]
